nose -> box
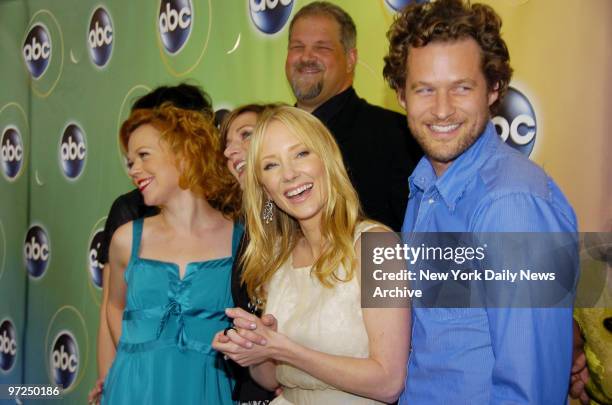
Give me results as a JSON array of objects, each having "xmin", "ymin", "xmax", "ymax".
[
  {"xmin": 432, "ymin": 91, "xmax": 455, "ymax": 121},
  {"xmin": 299, "ymin": 46, "xmax": 316, "ymax": 63},
  {"xmin": 128, "ymin": 158, "xmax": 140, "ymax": 178},
  {"xmin": 223, "ymin": 142, "xmax": 238, "ymax": 159},
  {"xmin": 281, "ymin": 161, "xmax": 298, "ymax": 182}
]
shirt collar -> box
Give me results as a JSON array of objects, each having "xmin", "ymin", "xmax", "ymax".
[
  {"xmin": 311, "ymin": 86, "xmax": 355, "ymax": 124},
  {"xmin": 409, "ymin": 122, "xmax": 500, "ymax": 210}
]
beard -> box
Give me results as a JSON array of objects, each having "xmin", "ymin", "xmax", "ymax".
[
  {"xmin": 289, "ymin": 61, "xmax": 325, "ymax": 101},
  {"xmin": 408, "ymin": 117, "xmax": 489, "ymax": 165}
]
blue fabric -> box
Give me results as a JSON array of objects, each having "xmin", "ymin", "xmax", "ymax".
[
  {"xmin": 102, "ymin": 218, "xmax": 242, "ymax": 405},
  {"xmin": 400, "ymin": 123, "xmax": 577, "ymax": 405}
]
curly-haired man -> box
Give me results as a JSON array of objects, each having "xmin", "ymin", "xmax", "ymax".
[{"xmin": 383, "ymin": 0, "xmax": 577, "ymax": 403}]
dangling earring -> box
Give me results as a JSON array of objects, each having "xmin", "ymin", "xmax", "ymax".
[{"xmin": 262, "ymin": 198, "xmax": 274, "ymax": 224}]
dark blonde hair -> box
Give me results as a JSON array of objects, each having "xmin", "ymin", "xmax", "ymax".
[
  {"xmin": 219, "ymin": 103, "xmax": 285, "ymax": 150},
  {"xmin": 383, "ymin": 0, "xmax": 512, "ymax": 112},
  {"xmin": 240, "ymin": 106, "xmax": 363, "ymax": 306},
  {"xmin": 120, "ymin": 103, "xmax": 241, "ymax": 219}
]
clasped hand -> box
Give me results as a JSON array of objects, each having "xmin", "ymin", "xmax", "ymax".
[{"xmin": 212, "ymin": 307, "xmax": 281, "ymax": 367}]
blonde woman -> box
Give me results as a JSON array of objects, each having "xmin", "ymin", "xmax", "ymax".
[{"xmin": 213, "ymin": 106, "xmax": 410, "ymax": 404}]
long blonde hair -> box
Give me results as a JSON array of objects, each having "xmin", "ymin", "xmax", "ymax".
[{"xmin": 241, "ymin": 106, "xmax": 363, "ymax": 306}]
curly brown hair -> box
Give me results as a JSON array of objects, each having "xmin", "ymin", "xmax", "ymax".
[
  {"xmin": 383, "ymin": 0, "xmax": 512, "ymax": 112},
  {"xmin": 120, "ymin": 103, "xmax": 241, "ymax": 219}
]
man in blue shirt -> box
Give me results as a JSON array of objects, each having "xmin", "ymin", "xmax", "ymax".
[{"xmin": 383, "ymin": 0, "xmax": 577, "ymax": 403}]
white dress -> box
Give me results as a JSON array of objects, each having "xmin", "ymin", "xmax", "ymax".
[{"xmin": 265, "ymin": 222, "xmax": 385, "ymax": 405}]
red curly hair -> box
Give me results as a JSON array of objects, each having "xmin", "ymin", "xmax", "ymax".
[{"xmin": 120, "ymin": 103, "xmax": 241, "ymax": 219}]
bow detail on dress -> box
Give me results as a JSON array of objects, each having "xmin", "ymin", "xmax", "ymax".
[{"xmin": 156, "ymin": 298, "xmax": 188, "ymax": 351}]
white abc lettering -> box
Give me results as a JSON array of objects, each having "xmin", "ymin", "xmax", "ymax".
[
  {"xmin": 23, "ymin": 37, "xmax": 50, "ymax": 61},
  {"xmin": 250, "ymin": 0, "xmax": 291, "ymax": 11},
  {"xmin": 89, "ymin": 247, "xmax": 100, "ymax": 270},
  {"xmin": 509, "ymin": 114, "xmax": 536, "ymax": 145},
  {"xmin": 52, "ymin": 344, "xmax": 78, "ymax": 373},
  {"xmin": 88, "ymin": 21, "xmax": 113, "ymax": 48},
  {"xmin": 61, "ymin": 136, "xmax": 86, "ymax": 161},
  {"xmin": 25, "ymin": 236, "xmax": 49, "ymax": 261},
  {"xmin": 159, "ymin": 3, "xmax": 191, "ymax": 33},
  {"xmin": 492, "ymin": 115, "xmax": 510, "ymax": 142},
  {"xmin": 492, "ymin": 115, "xmax": 535, "ymax": 145},
  {"xmin": 0, "ymin": 330, "xmax": 17, "ymax": 356},
  {"xmin": 1, "ymin": 140, "xmax": 23, "ymax": 162}
]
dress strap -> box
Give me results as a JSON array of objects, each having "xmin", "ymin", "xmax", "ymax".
[
  {"xmin": 231, "ymin": 222, "xmax": 245, "ymax": 258},
  {"xmin": 353, "ymin": 221, "xmax": 387, "ymax": 244},
  {"xmin": 130, "ymin": 218, "xmax": 144, "ymax": 260}
]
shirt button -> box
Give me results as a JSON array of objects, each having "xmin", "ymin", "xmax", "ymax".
[{"xmin": 428, "ymin": 198, "xmax": 435, "ymax": 204}]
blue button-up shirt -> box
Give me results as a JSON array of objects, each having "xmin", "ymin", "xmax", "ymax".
[{"xmin": 400, "ymin": 123, "xmax": 577, "ymax": 404}]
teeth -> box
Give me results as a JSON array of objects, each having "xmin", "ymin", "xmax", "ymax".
[
  {"xmin": 431, "ymin": 123, "xmax": 460, "ymax": 133},
  {"xmin": 139, "ymin": 178, "xmax": 152, "ymax": 188},
  {"xmin": 235, "ymin": 161, "xmax": 246, "ymax": 173},
  {"xmin": 286, "ymin": 183, "xmax": 312, "ymax": 197}
]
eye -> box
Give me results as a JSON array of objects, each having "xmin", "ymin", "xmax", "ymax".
[
  {"xmin": 296, "ymin": 149, "xmax": 310, "ymax": 158},
  {"xmin": 241, "ymin": 130, "xmax": 253, "ymax": 140},
  {"xmin": 263, "ymin": 162, "xmax": 277, "ymax": 171},
  {"xmin": 454, "ymin": 85, "xmax": 472, "ymax": 94},
  {"xmin": 138, "ymin": 151, "xmax": 149, "ymax": 159},
  {"xmin": 415, "ymin": 87, "xmax": 433, "ymax": 95}
]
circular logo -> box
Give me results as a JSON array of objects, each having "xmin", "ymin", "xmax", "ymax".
[
  {"xmin": 23, "ymin": 23, "xmax": 52, "ymax": 79},
  {"xmin": 249, "ymin": 0, "xmax": 293, "ymax": 34},
  {"xmin": 88, "ymin": 7, "xmax": 113, "ymax": 67},
  {"xmin": 492, "ymin": 87, "xmax": 537, "ymax": 156},
  {"xmin": 1, "ymin": 126, "xmax": 24, "ymax": 181},
  {"xmin": 50, "ymin": 331, "xmax": 79, "ymax": 390},
  {"xmin": 59, "ymin": 123, "xmax": 87, "ymax": 180},
  {"xmin": 385, "ymin": 0, "xmax": 429, "ymax": 12},
  {"xmin": 24, "ymin": 225, "xmax": 50, "ymax": 279},
  {"xmin": 0, "ymin": 319, "xmax": 17, "ymax": 373},
  {"xmin": 88, "ymin": 228, "xmax": 104, "ymax": 288},
  {"xmin": 158, "ymin": 0, "xmax": 193, "ymax": 54}
]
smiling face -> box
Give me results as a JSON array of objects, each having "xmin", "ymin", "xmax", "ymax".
[
  {"xmin": 285, "ymin": 14, "xmax": 356, "ymax": 112},
  {"xmin": 398, "ymin": 38, "xmax": 498, "ymax": 176},
  {"xmin": 126, "ymin": 123, "xmax": 181, "ymax": 206},
  {"xmin": 223, "ymin": 111, "xmax": 258, "ymax": 188},
  {"xmin": 257, "ymin": 120, "xmax": 327, "ymax": 228}
]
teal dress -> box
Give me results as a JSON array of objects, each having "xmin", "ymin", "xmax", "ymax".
[{"xmin": 102, "ymin": 218, "xmax": 241, "ymax": 404}]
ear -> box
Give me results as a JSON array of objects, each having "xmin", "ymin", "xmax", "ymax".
[
  {"xmin": 346, "ymin": 48, "xmax": 357, "ymax": 73},
  {"xmin": 488, "ymin": 82, "xmax": 500, "ymax": 107},
  {"xmin": 396, "ymin": 88, "xmax": 407, "ymax": 110}
]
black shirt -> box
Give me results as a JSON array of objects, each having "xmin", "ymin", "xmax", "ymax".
[
  {"xmin": 98, "ymin": 189, "xmax": 158, "ymax": 264},
  {"xmin": 312, "ymin": 87, "xmax": 422, "ymax": 232}
]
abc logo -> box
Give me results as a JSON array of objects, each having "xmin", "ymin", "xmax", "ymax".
[
  {"xmin": 88, "ymin": 229, "xmax": 105, "ymax": 288},
  {"xmin": 0, "ymin": 319, "xmax": 17, "ymax": 373},
  {"xmin": 1, "ymin": 127, "xmax": 24, "ymax": 180},
  {"xmin": 23, "ymin": 24, "xmax": 51, "ymax": 79},
  {"xmin": 249, "ymin": 0, "xmax": 293, "ymax": 35},
  {"xmin": 59, "ymin": 123, "xmax": 86, "ymax": 179},
  {"xmin": 492, "ymin": 87, "xmax": 537, "ymax": 156},
  {"xmin": 385, "ymin": 0, "xmax": 429, "ymax": 12},
  {"xmin": 50, "ymin": 331, "xmax": 79, "ymax": 390},
  {"xmin": 24, "ymin": 225, "xmax": 50, "ymax": 279},
  {"xmin": 158, "ymin": 0, "xmax": 192, "ymax": 54},
  {"xmin": 88, "ymin": 7, "xmax": 113, "ymax": 67}
]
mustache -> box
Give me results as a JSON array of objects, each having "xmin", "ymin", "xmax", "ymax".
[{"xmin": 294, "ymin": 61, "xmax": 325, "ymax": 72}]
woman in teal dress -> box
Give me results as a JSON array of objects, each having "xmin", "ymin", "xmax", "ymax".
[{"xmin": 102, "ymin": 103, "xmax": 242, "ymax": 404}]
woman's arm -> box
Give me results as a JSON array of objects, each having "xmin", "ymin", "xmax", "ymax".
[
  {"xmin": 106, "ymin": 223, "xmax": 131, "ymax": 346},
  {"xmin": 97, "ymin": 264, "xmax": 117, "ymax": 377},
  {"xmin": 218, "ymin": 228, "xmax": 411, "ymax": 403}
]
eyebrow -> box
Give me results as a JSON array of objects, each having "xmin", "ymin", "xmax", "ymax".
[{"xmin": 261, "ymin": 142, "xmax": 304, "ymax": 160}]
